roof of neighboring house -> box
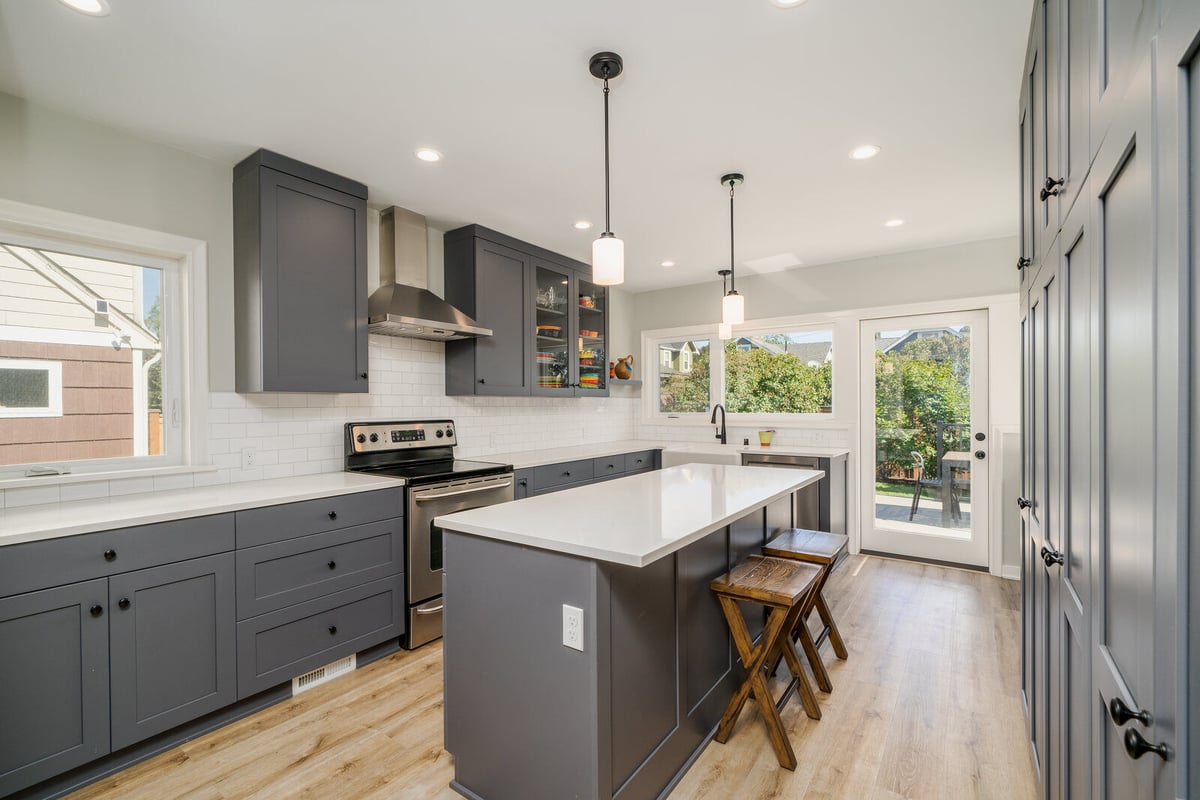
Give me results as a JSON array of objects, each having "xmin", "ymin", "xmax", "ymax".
[
  {"xmin": 733, "ymin": 336, "xmax": 831, "ymax": 365},
  {"xmin": 881, "ymin": 328, "xmax": 961, "ymax": 354}
]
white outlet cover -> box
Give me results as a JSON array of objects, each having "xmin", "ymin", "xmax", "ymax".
[{"xmin": 562, "ymin": 604, "xmax": 583, "ymax": 652}]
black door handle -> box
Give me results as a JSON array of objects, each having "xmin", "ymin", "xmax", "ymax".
[
  {"xmin": 974, "ymin": 450, "xmax": 986, "ymax": 460},
  {"xmin": 1017, "ymin": 496, "xmax": 1032, "ymax": 510},
  {"xmin": 1040, "ymin": 546, "xmax": 1064, "ymax": 567},
  {"xmin": 1123, "ymin": 728, "xmax": 1170, "ymax": 761},
  {"xmin": 103, "ymin": 549, "xmax": 117, "ymax": 562},
  {"xmin": 1016, "ymin": 256, "xmax": 1031, "ymax": 271},
  {"xmin": 90, "ymin": 604, "xmax": 103, "ymax": 617},
  {"xmin": 1040, "ymin": 176, "xmax": 1064, "ymax": 200},
  {"xmin": 1109, "ymin": 697, "xmax": 1152, "ymax": 727},
  {"xmin": 117, "ymin": 597, "xmax": 131, "ymax": 610}
]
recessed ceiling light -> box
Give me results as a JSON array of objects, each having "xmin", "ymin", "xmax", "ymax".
[
  {"xmin": 573, "ymin": 221, "xmax": 593, "ymax": 230},
  {"xmin": 850, "ymin": 144, "xmax": 881, "ymax": 160},
  {"xmin": 884, "ymin": 219, "xmax": 905, "ymax": 228},
  {"xmin": 58, "ymin": 0, "xmax": 110, "ymax": 15},
  {"xmin": 415, "ymin": 148, "xmax": 442, "ymax": 163},
  {"xmin": 770, "ymin": 0, "xmax": 809, "ymax": 7},
  {"xmin": 660, "ymin": 260, "xmax": 675, "ymax": 268}
]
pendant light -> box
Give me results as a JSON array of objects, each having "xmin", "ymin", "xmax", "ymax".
[
  {"xmin": 717, "ymin": 269, "xmax": 733, "ymax": 340},
  {"xmin": 721, "ymin": 173, "xmax": 745, "ymax": 324},
  {"xmin": 589, "ymin": 52, "xmax": 625, "ymax": 286}
]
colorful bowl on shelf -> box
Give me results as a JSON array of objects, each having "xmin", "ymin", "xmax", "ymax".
[
  {"xmin": 536, "ymin": 325, "xmax": 562, "ymax": 338},
  {"xmin": 537, "ymin": 376, "xmax": 564, "ymax": 387},
  {"xmin": 579, "ymin": 296, "xmax": 595, "ymax": 308}
]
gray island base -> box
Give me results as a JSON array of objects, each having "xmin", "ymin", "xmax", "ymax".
[{"xmin": 437, "ymin": 464, "xmax": 823, "ymax": 800}]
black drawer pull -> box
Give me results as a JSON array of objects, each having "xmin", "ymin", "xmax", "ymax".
[
  {"xmin": 1040, "ymin": 545, "xmax": 1064, "ymax": 567},
  {"xmin": 1109, "ymin": 697, "xmax": 1151, "ymax": 727},
  {"xmin": 328, "ymin": 511, "xmax": 337, "ymax": 520},
  {"xmin": 103, "ymin": 548, "xmax": 117, "ymax": 562},
  {"xmin": 607, "ymin": 464, "xmax": 615, "ymax": 469},
  {"xmin": 328, "ymin": 625, "xmax": 338, "ymax": 635},
  {"xmin": 1123, "ymin": 728, "xmax": 1169, "ymax": 761},
  {"xmin": 117, "ymin": 597, "xmax": 130, "ymax": 610},
  {"xmin": 360, "ymin": 372, "xmax": 368, "ymax": 380},
  {"xmin": 327, "ymin": 560, "xmax": 337, "ymax": 570},
  {"xmin": 563, "ymin": 471, "xmax": 571, "ymax": 477},
  {"xmin": 1017, "ymin": 256, "xmax": 1031, "ymax": 271},
  {"xmin": 90, "ymin": 604, "xmax": 103, "ymax": 617}
]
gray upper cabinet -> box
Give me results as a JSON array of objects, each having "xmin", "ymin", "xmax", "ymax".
[
  {"xmin": 0, "ymin": 579, "xmax": 110, "ymax": 797},
  {"xmin": 108, "ymin": 553, "xmax": 237, "ymax": 751},
  {"xmin": 234, "ymin": 149, "xmax": 369, "ymax": 393},
  {"xmin": 444, "ymin": 225, "xmax": 610, "ymax": 398}
]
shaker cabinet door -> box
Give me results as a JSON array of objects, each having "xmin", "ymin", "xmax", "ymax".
[
  {"xmin": 0, "ymin": 580, "xmax": 110, "ymax": 797},
  {"xmin": 108, "ymin": 554, "xmax": 237, "ymax": 751},
  {"xmin": 472, "ymin": 240, "xmax": 531, "ymax": 395}
]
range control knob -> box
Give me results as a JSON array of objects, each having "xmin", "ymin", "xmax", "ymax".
[
  {"xmin": 435, "ymin": 429, "xmax": 444, "ymax": 438},
  {"xmin": 356, "ymin": 433, "xmax": 366, "ymax": 444},
  {"xmin": 445, "ymin": 428, "xmax": 454, "ymax": 437},
  {"xmin": 369, "ymin": 433, "xmax": 379, "ymax": 443}
]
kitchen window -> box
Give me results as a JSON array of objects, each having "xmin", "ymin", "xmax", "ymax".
[
  {"xmin": 0, "ymin": 223, "xmax": 189, "ymax": 474},
  {"xmin": 648, "ymin": 325, "xmax": 835, "ymax": 420}
]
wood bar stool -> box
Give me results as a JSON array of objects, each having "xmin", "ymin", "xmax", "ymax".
[
  {"xmin": 709, "ymin": 555, "xmax": 823, "ymax": 770},
  {"xmin": 763, "ymin": 529, "xmax": 850, "ymax": 694}
]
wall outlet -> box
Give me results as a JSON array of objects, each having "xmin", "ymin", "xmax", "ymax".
[
  {"xmin": 562, "ymin": 604, "xmax": 584, "ymax": 651},
  {"xmin": 241, "ymin": 447, "xmax": 257, "ymax": 469}
]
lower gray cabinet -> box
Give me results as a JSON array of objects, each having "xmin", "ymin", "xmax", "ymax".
[
  {"xmin": 108, "ymin": 554, "xmax": 237, "ymax": 751},
  {"xmin": 0, "ymin": 580, "xmax": 110, "ymax": 797}
]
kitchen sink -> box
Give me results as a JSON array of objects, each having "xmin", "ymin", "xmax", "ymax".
[{"xmin": 660, "ymin": 444, "xmax": 745, "ymax": 468}]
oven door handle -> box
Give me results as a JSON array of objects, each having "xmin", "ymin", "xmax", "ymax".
[
  {"xmin": 414, "ymin": 480, "xmax": 512, "ymax": 501},
  {"xmin": 414, "ymin": 603, "xmax": 444, "ymax": 615}
]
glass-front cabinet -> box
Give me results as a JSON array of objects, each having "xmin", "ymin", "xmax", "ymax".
[{"xmin": 531, "ymin": 260, "xmax": 608, "ymax": 397}]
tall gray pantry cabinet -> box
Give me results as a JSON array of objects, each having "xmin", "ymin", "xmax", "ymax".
[{"xmin": 1016, "ymin": 1, "xmax": 1195, "ymax": 798}]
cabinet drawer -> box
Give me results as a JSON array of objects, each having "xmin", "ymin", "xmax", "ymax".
[
  {"xmin": 235, "ymin": 519, "xmax": 403, "ymax": 619},
  {"xmin": 592, "ymin": 456, "xmax": 625, "ymax": 479},
  {"xmin": 532, "ymin": 459, "xmax": 594, "ymax": 491},
  {"xmin": 0, "ymin": 514, "xmax": 234, "ymax": 599},
  {"xmin": 236, "ymin": 576, "xmax": 404, "ymax": 698},
  {"xmin": 623, "ymin": 451, "xmax": 656, "ymax": 472},
  {"xmin": 235, "ymin": 488, "xmax": 402, "ymax": 548}
]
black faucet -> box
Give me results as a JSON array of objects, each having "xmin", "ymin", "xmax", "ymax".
[{"xmin": 710, "ymin": 404, "xmax": 727, "ymax": 445}]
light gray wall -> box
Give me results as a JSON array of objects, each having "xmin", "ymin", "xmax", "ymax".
[
  {"xmin": 631, "ymin": 236, "xmax": 1019, "ymax": 329},
  {"xmin": 0, "ymin": 91, "xmax": 237, "ymax": 391}
]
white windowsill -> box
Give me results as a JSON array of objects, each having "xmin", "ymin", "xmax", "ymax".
[{"xmin": 0, "ymin": 464, "xmax": 219, "ymax": 490}]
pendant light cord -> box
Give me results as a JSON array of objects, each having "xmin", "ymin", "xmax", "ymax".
[
  {"xmin": 603, "ymin": 72, "xmax": 612, "ymax": 236},
  {"xmin": 728, "ymin": 180, "xmax": 736, "ymax": 292}
]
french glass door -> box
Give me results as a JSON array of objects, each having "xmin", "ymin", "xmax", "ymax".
[{"xmin": 859, "ymin": 310, "xmax": 990, "ymax": 567}]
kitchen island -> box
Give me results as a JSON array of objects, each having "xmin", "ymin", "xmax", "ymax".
[{"xmin": 435, "ymin": 463, "xmax": 824, "ymax": 800}]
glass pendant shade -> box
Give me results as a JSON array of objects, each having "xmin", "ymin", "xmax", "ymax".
[
  {"xmin": 718, "ymin": 322, "xmax": 733, "ymax": 340},
  {"xmin": 722, "ymin": 291, "xmax": 745, "ymax": 325},
  {"xmin": 592, "ymin": 234, "xmax": 624, "ymax": 285}
]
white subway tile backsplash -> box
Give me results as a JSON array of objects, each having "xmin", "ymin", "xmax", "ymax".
[{"xmin": 5, "ymin": 485, "xmax": 62, "ymax": 508}]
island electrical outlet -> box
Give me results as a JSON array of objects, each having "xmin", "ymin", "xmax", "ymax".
[{"xmin": 562, "ymin": 604, "xmax": 584, "ymax": 651}]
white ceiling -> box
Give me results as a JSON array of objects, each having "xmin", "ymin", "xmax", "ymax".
[{"xmin": 0, "ymin": 0, "xmax": 1031, "ymax": 293}]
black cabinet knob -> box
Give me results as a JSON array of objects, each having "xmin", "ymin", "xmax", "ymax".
[
  {"xmin": 518, "ymin": 478, "xmax": 527, "ymax": 486},
  {"xmin": 1040, "ymin": 545, "xmax": 1064, "ymax": 567},
  {"xmin": 328, "ymin": 625, "xmax": 338, "ymax": 635},
  {"xmin": 1123, "ymin": 728, "xmax": 1170, "ymax": 761},
  {"xmin": 974, "ymin": 450, "xmax": 986, "ymax": 460},
  {"xmin": 118, "ymin": 597, "xmax": 130, "ymax": 610},
  {"xmin": 607, "ymin": 464, "xmax": 615, "ymax": 469},
  {"xmin": 1016, "ymin": 496, "xmax": 1032, "ymax": 510},
  {"xmin": 478, "ymin": 378, "xmax": 486, "ymax": 384},
  {"xmin": 1040, "ymin": 176, "xmax": 1065, "ymax": 201},
  {"xmin": 1109, "ymin": 697, "xmax": 1152, "ymax": 727},
  {"xmin": 90, "ymin": 604, "xmax": 103, "ymax": 617},
  {"xmin": 327, "ymin": 560, "xmax": 337, "ymax": 570},
  {"xmin": 563, "ymin": 471, "xmax": 571, "ymax": 477},
  {"xmin": 103, "ymin": 548, "xmax": 117, "ymax": 562},
  {"xmin": 1016, "ymin": 256, "xmax": 1031, "ymax": 271},
  {"xmin": 360, "ymin": 372, "xmax": 368, "ymax": 380},
  {"xmin": 328, "ymin": 511, "xmax": 337, "ymax": 520}
]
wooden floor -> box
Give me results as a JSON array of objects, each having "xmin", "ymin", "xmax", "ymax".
[{"xmin": 66, "ymin": 555, "xmax": 1036, "ymax": 800}]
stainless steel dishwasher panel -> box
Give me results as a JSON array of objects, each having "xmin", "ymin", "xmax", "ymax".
[{"xmin": 742, "ymin": 454, "xmax": 822, "ymax": 531}]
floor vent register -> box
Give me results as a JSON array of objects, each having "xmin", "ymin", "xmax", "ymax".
[{"xmin": 292, "ymin": 654, "xmax": 357, "ymax": 695}]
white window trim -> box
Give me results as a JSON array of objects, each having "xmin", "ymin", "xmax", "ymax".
[
  {"xmin": 0, "ymin": 198, "xmax": 209, "ymax": 481},
  {"xmin": 0, "ymin": 359, "xmax": 63, "ymax": 418}
]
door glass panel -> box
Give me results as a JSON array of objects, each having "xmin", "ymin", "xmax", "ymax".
[
  {"xmin": 576, "ymin": 277, "xmax": 606, "ymax": 392},
  {"xmin": 533, "ymin": 265, "xmax": 569, "ymax": 390},
  {"xmin": 872, "ymin": 325, "xmax": 973, "ymax": 537}
]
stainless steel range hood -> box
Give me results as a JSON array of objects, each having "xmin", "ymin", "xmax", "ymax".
[{"xmin": 368, "ymin": 207, "xmax": 492, "ymax": 340}]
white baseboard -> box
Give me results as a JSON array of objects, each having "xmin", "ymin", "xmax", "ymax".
[{"xmin": 1000, "ymin": 565, "xmax": 1020, "ymax": 581}]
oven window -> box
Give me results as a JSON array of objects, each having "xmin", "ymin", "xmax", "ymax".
[{"xmin": 430, "ymin": 524, "xmax": 443, "ymax": 572}]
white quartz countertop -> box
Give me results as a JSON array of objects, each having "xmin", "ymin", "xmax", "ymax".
[
  {"xmin": 435, "ymin": 463, "xmax": 823, "ymax": 567},
  {"xmin": 471, "ymin": 440, "xmax": 668, "ymax": 469},
  {"xmin": 468, "ymin": 439, "xmax": 848, "ymax": 469},
  {"xmin": 0, "ymin": 473, "xmax": 400, "ymax": 546}
]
